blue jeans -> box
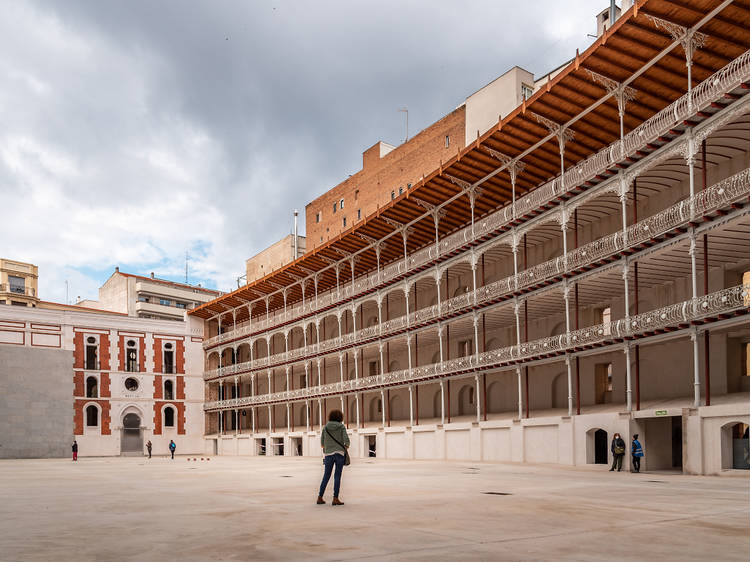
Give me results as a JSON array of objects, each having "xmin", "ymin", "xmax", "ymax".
[{"xmin": 318, "ymin": 453, "xmax": 345, "ymax": 497}]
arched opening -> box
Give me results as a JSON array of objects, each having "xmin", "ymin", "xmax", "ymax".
[
  {"xmin": 164, "ymin": 379, "xmax": 174, "ymax": 400},
  {"xmin": 86, "ymin": 405, "xmax": 99, "ymax": 427},
  {"xmin": 86, "ymin": 376, "xmax": 98, "ymax": 398},
  {"xmin": 433, "ymin": 389, "xmax": 443, "ymax": 420},
  {"xmin": 586, "ymin": 428, "xmax": 608, "ymax": 464},
  {"xmin": 457, "ymin": 384, "xmax": 474, "ymax": 416},
  {"xmin": 164, "ymin": 406, "xmax": 175, "ymax": 428},
  {"xmin": 121, "ymin": 412, "xmax": 143, "ymax": 454},
  {"xmin": 551, "ymin": 372, "xmax": 566, "ymax": 409},
  {"xmin": 389, "ymin": 395, "xmax": 404, "ymax": 421},
  {"xmin": 369, "ymin": 396, "xmax": 382, "ymax": 422},
  {"xmin": 85, "ymin": 336, "xmax": 98, "ymax": 370},
  {"xmin": 163, "ymin": 342, "xmax": 174, "ymax": 374},
  {"xmin": 721, "ymin": 422, "xmax": 750, "ymax": 470},
  {"xmin": 126, "ymin": 340, "xmax": 138, "ymax": 372}
]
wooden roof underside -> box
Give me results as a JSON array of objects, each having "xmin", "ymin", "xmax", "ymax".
[{"xmin": 191, "ymin": 0, "xmax": 750, "ymax": 322}]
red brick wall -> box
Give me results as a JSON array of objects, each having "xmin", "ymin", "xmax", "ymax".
[
  {"xmin": 176, "ymin": 340, "xmax": 185, "ymax": 374},
  {"xmin": 153, "ymin": 401, "xmax": 186, "ymax": 436},
  {"xmin": 73, "ymin": 332, "xmax": 84, "ymax": 369},
  {"xmin": 139, "ymin": 338, "xmax": 146, "ymax": 372},
  {"xmin": 153, "ymin": 338, "xmax": 162, "ymax": 374},
  {"xmin": 177, "ymin": 402, "xmax": 185, "ymax": 435},
  {"xmin": 176, "ymin": 376, "xmax": 185, "ymax": 400},
  {"xmin": 100, "ymin": 373, "xmax": 111, "ymax": 398},
  {"xmin": 74, "ymin": 400, "xmax": 111, "ymax": 435},
  {"xmin": 99, "ymin": 334, "xmax": 110, "ymax": 371},
  {"xmin": 153, "ymin": 402, "xmax": 162, "ymax": 435},
  {"xmin": 305, "ymin": 106, "xmax": 466, "ymax": 247},
  {"xmin": 73, "ymin": 372, "xmax": 84, "ymax": 397},
  {"xmin": 154, "ymin": 375, "xmax": 163, "ymax": 400}
]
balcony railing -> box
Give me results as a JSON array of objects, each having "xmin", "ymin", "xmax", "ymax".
[
  {"xmin": 203, "ymin": 166, "xmax": 750, "ymax": 381},
  {"xmin": 204, "ymin": 282, "xmax": 750, "ymax": 411},
  {"xmin": 203, "ymin": 50, "xmax": 750, "ymax": 350}
]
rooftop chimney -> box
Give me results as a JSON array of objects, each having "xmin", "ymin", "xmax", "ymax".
[
  {"xmin": 115, "ymin": 266, "xmax": 119, "ymax": 273},
  {"xmin": 150, "ymin": 272, "xmax": 155, "ymax": 279}
]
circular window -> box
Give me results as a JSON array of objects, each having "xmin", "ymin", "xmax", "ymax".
[
  {"xmin": 124, "ymin": 378, "xmax": 139, "ymax": 391},
  {"xmin": 127, "ymin": 340, "xmax": 136, "ymax": 347},
  {"xmin": 87, "ymin": 336, "xmax": 96, "ymax": 344},
  {"xmin": 165, "ymin": 343, "xmax": 173, "ymax": 350}
]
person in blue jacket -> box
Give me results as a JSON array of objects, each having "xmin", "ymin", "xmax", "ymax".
[
  {"xmin": 169, "ymin": 440, "xmax": 176, "ymax": 459},
  {"xmin": 631, "ymin": 434, "xmax": 644, "ymax": 473}
]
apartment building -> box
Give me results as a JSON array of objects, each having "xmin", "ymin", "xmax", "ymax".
[
  {"xmin": 0, "ymin": 259, "xmax": 39, "ymax": 307},
  {"xmin": 95, "ymin": 268, "xmax": 221, "ymax": 321},
  {"xmin": 191, "ymin": 0, "xmax": 750, "ymax": 473}
]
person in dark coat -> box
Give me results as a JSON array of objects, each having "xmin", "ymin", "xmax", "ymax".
[
  {"xmin": 317, "ymin": 409, "xmax": 350, "ymax": 506},
  {"xmin": 631, "ymin": 434, "xmax": 644, "ymax": 473},
  {"xmin": 146, "ymin": 440, "xmax": 152, "ymax": 459},
  {"xmin": 72, "ymin": 440, "xmax": 78, "ymax": 461},
  {"xmin": 610, "ymin": 433, "xmax": 625, "ymax": 471},
  {"xmin": 169, "ymin": 440, "xmax": 176, "ymax": 459}
]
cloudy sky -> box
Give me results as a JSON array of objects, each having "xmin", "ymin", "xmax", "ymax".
[{"xmin": 1, "ymin": 0, "xmax": 606, "ymax": 303}]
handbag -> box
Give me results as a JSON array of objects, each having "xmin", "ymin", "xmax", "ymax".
[{"xmin": 325, "ymin": 427, "xmax": 351, "ymax": 466}]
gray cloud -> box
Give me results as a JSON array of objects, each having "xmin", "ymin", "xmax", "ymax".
[{"xmin": 1, "ymin": 0, "xmax": 604, "ymax": 302}]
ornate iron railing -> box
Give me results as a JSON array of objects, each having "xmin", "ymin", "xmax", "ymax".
[
  {"xmin": 203, "ymin": 283, "xmax": 750, "ymax": 411},
  {"xmin": 203, "ymin": 166, "xmax": 750, "ymax": 381},
  {"xmin": 203, "ymin": 49, "xmax": 750, "ymax": 349}
]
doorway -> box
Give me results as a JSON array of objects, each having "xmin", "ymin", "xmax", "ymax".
[
  {"xmin": 367, "ymin": 435, "xmax": 376, "ymax": 457},
  {"xmin": 256, "ymin": 438, "xmax": 266, "ymax": 456},
  {"xmin": 291, "ymin": 437, "xmax": 302, "ymax": 456},
  {"xmin": 121, "ymin": 413, "xmax": 143, "ymax": 455},
  {"xmin": 643, "ymin": 416, "xmax": 683, "ymax": 470},
  {"xmin": 274, "ymin": 437, "xmax": 284, "ymax": 456}
]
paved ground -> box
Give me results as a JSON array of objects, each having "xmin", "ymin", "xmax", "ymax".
[{"xmin": 1, "ymin": 456, "xmax": 749, "ymax": 561}]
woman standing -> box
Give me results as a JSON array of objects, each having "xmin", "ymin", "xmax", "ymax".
[
  {"xmin": 317, "ymin": 410, "xmax": 350, "ymax": 506},
  {"xmin": 610, "ymin": 433, "xmax": 625, "ymax": 472}
]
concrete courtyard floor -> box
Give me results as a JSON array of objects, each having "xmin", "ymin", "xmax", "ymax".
[{"xmin": 1, "ymin": 456, "xmax": 749, "ymax": 561}]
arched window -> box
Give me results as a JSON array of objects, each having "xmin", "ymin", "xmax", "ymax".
[
  {"xmin": 164, "ymin": 406, "xmax": 175, "ymax": 427},
  {"xmin": 126, "ymin": 340, "xmax": 138, "ymax": 372},
  {"xmin": 164, "ymin": 379, "xmax": 174, "ymax": 400},
  {"xmin": 86, "ymin": 376, "xmax": 98, "ymax": 398},
  {"xmin": 163, "ymin": 342, "xmax": 174, "ymax": 374},
  {"xmin": 85, "ymin": 336, "xmax": 98, "ymax": 370},
  {"xmin": 86, "ymin": 405, "xmax": 99, "ymax": 427}
]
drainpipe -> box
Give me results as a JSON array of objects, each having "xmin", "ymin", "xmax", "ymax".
[{"xmin": 293, "ymin": 210, "xmax": 299, "ymax": 259}]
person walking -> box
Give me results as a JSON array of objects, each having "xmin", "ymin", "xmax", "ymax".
[
  {"xmin": 146, "ymin": 440, "xmax": 152, "ymax": 459},
  {"xmin": 72, "ymin": 440, "xmax": 78, "ymax": 461},
  {"xmin": 169, "ymin": 440, "xmax": 176, "ymax": 459},
  {"xmin": 317, "ymin": 409, "xmax": 350, "ymax": 506},
  {"xmin": 632, "ymin": 434, "xmax": 644, "ymax": 473},
  {"xmin": 610, "ymin": 432, "xmax": 625, "ymax": 471}
]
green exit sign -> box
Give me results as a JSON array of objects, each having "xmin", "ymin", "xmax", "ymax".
[{"xmin": 655, "ymin": 410, "xmax": 668, "ymax": 416}]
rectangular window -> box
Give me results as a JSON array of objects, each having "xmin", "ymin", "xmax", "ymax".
[
  {"xmin": 459, "ymin": 340, "xmax": 473, "ymax": 358},
  {"xmin": 342, "ymin": 217, "xmax": 347, "ymax": 228},
  {"xmin": 595, "ymin": 363, "xmax": 613, "ymax": 404},
  {"xmin": 316, "ymin": 212, "xmax": 321, "ymax": 223},
  {"xmin": 357, "ymin": 209, "xmax": 361, "ymax": 220},
  {"xmin": 159, "ymin": 298, "xmax": 170, "ymax": 306},
  {"xmin": 369, "ymin": 361, "xmax": 378, "ymax": 376},
  {"xmin": 340, "ymin": 198, "xmax": 344, "ymax": 209},
  {"xmin": 391, "ymin": 191, "xmax": 395, "ymax": 200},
  {"xmin": 175, "ymin": 302, "xmax": 187, "ymax": 309},
  {"xmin": 333, "ymin": 202, "xmax": 337, "ymax": 213},
  {"xmin": 8, "ymin": 275, "xmax": 25, "ymax": 294},
  {"xmin": 521, "ymin": 83, "xmax": 533, "ymax": 100},
  {"xmin": 399, "ymin": 187, "xmax": 403, "ymax": 195},
  {"xmin": 355, "ymin": 189, "xmax": 359, "ymax": 200},
  {"xmin": 445, "ymin": 135, "xmax": 450, "ymax": 148},
  {"xmin": 138, "ymin": 295, "xmax": 149, "ymax": 302}
]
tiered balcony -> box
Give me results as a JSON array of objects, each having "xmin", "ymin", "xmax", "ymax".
[
  {"xmin": 204, "ymin": 282, "xmax": 750, "ymax": 411},
  {"xmin": 204, "ymin": 165, "xmax": 750, "ymax": 382},
  {"xmin": 202, "ymin": 50, "xmax": 750, "ymax": 351}
]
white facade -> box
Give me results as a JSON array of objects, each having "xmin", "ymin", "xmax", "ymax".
[{"xmin": 0, "ymin": 304, "xmax": 207, "ymax": 457}]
